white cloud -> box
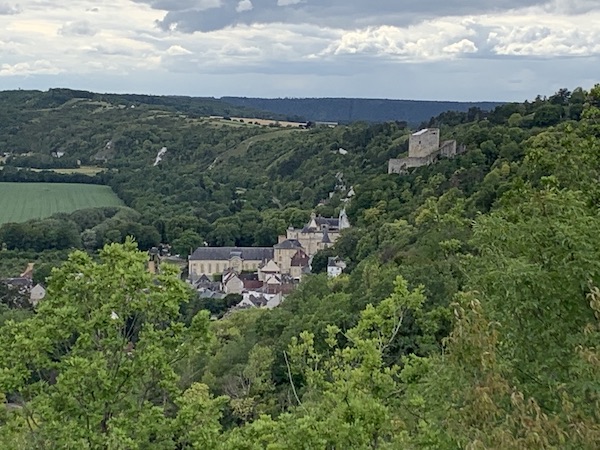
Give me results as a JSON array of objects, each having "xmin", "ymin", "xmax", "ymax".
[
  {"xmin": 236, "ymin": 0, "xmax": 252, "ymax": 13},
  {"xmin": 0, "ymin": 60, "xmax": 62, "ymax": 76},
  {"xmin": 444, "ymin": 39, "xmax": 478, "ymax": 54},
  {"xmin": 0, "ymin": 0, "xmax": 599, "ymax": 99},
  {"xmin": 166, "ymin": 44, "xmax": 192, "ymax": 55},
  {"xmin": 58, "ymin": 20, "xmax": 98, "ymax": 36}
]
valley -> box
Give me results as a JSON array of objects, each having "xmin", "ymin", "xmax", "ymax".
[{"xmin": 1, "ymin": 85, "xmax": 599, "ymax": 448}]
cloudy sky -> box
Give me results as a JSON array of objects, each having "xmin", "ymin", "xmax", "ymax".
[{"xmin": 0, "ymin": 0, "xmax": 598, "ymax": 101}]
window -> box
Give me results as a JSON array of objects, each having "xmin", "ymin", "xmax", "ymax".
[
  {"xmin": 200, "ymin": 264, "xmax": 204, "ymax": 273},
  {"xmin": 208, "ymin": 264, "xmax": 212, "ymax": 274}
]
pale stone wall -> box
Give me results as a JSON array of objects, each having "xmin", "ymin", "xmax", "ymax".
[
  {"xmin": 388, "ymin": 155, "xmax": 434, "ymax": 174},
  {"xmin": 289, "ymin": 230, "xmax": 340, "ymax": 256},
  {"xmin": 439, "ymin": 140, "xmax": 457, "ymax": 157},
  {"xmin": 274, "ymin": 247, "xmax": 298, "ymax": 274},
  {"xmin": 189, "ymin": 259, "xmax": 262, "ymax": 277},
  {"xmin": 409, "ymin": 129, "xmax": 440, "ymax": 158}
]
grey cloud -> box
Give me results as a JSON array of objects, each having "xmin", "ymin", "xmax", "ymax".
[
  {"xmin": 143, "ymin": 0, "xmax": 554, "ymax": 33},
  {"xmin": 58, "ymin": 20, "xmax": 98, "ymax": 36},
  {"xmin": 0, "ymin": 3, "xmax": 21, "ymax": 15}
]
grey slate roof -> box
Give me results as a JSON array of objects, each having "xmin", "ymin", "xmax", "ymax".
[
  {"xmin": 4, "ymin": 277, "xmax": 32, "ymax": 287},
  {"xmin": 302, "ymin": 216, "xmax": 340, "ymax": 232},
  {"xmin": 328, "ymin": 256, "xmax": 346, "ymax": 268},
  {"xmin": 274, "ymin": 239, "xmax": 303, "ymax": 250},
  {"xmin": 189, "ymin": 247, "xmax": 274, "ymax": 261}
]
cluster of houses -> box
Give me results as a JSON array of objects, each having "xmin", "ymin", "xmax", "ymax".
[
  {"xmin": 1, "ymin": 211, "xmax": 350, "ymax": 315},
  {"xmin": 186, "ymin": 209, "xmax": 351, "ymax": 312},
  {"xmin": 1, "ymin": 263, "xmax": 46, "ymax": 307}
]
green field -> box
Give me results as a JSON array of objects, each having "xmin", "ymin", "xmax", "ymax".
[{"xmin": 0, "ymin": 183, "xmax": 124, "ymax": 224}]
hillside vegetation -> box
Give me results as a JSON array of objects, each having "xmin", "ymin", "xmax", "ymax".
[
  {"xmin": 0, "ymin": 87, "xmax": 589, "ymax": 269},
  {"xmin": 0, "ymin": 84, "xmax": 599, "ymax": 447}
]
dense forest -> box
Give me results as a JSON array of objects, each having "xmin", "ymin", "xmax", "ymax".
[
  {"xmin": 1, "ymin": 85, "xmax": 600, "ymax": 447},
  {"xmin": 221, "ymin": 96, "xmax": 504, "ymax": 125}
]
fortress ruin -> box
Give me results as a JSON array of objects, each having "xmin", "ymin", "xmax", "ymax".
[{"xmin": 388, "ymin": 128, "xmax": 465, "ymax": 174}]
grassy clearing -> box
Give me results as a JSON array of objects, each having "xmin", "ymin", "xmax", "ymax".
[
  {"xmin": 0, "ymin": 182, "xmax": 123, "ymax": 224},
  {"xmin": 32, "ymin": 166, "xmax": 106, "ymax": 175},
  {"xmin": 0, "ymin": 166, "xmax": 106, "ymax": 176}
]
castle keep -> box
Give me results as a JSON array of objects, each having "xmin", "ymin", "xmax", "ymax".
[{"xmin": 388, "ymin": 128, "xmax": 464, "ymax": 174}]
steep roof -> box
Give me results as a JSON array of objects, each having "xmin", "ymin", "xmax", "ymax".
[
  {"xmin": 274, "ymin": 239, "xmax": 303, "ymax": 250},
  {"xmin": 302, "ymin": 216, "xmax": 340, "ymax": 233},
  {"xmin": 190, "ymin": 247, "xmax": 274, "ymax": 261},
  {"xmin": 291, "ymin": 249, "xmax": 309, "ymax": 267},
  {"xmin": 260, "ymin": 259, "xmax": 281, "ymax": 273},
  {"xmin": 249, "ymin": 295, "xmax": 268, "ymax": 307},
  {"xmin": 328, "ymin": 256, "xmax": 346, "ymax": 268}
]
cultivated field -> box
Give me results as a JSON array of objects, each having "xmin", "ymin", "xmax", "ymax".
[
  {"xmin": 29, "ymin": 166, "xmax": 107, "ymax": 176},
  {"xmin": 0, "ymin": 182, "xmax": 123, "ymax": 224}
]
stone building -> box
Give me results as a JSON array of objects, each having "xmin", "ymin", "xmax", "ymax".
[
  {"xmin": 273, "ymin": 239, "xmax": 304, "ymax": 273},
  {"xmin": 388, "ymin": 128, "xmax": 464, "ymax": 174},
  {"xmin": 188, "ymin": 247, "xmax": 274, "ymax": 281},
  {"xmin": 282, "ymin": 209, "xmax": 350, "ymax": 257},
  {"xmin": 409, "ymin": 128, "xmax": 440, "ymax": 158}
]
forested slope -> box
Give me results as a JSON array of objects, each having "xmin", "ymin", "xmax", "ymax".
[
  {"xmin": 1, "ymin": 86, "xmax": 599, "ymax": 447},
  {"xmin": 221, "ymin": 96, "xmax": 504, "ymax": 124}
]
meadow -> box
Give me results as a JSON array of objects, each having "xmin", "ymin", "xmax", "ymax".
[{"xmin": 0, "ymin": 182, "xmax": 123, "ymax": 224}]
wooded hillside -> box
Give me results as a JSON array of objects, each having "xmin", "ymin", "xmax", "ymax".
[{"xmin": 1, "ymin": 85, "xmax": 599, "ymax": 447}]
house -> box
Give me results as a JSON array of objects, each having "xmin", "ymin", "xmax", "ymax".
[
  {"xmin": 258, "ymin": 259, "xmax": 281, "ymax": 282},
  {"xmin": 188, "ymin": 247, "xmax": 274, "ymax": 281},
  {"xmin": 236, "ymin": 292, "xmax": 283, "ymax": 310},
  {"xmin": 4, "ymin": 277, "xmax": 32, "ymax": 294},
  {"xmin": 265, "ymin": 274, "xmax": 297, "ymax": 295},
  {"xmin": 289, "ymin": 249, "xmax": 310, "ymax": 280},
  {"xmin": 388, "ymin": 128, "xmax": 465, "ymax": 174},
  {"xmin": 223, "ymin": 271, "xmax": 244, "ymax": 295},
  {"xmin": 273, "ymin": 239, "xmax": 304, "ymax": 274},
  {"xmin": 281, "ymin": 209, "xmax": 350, "ymax": 257},
  {"xmin": 327, "ymin": 257, "xmax": 346, "ymax": 278},
  {"xmin": 266, "ymin": 293, "xmax": 283, "ymax": 309},
  {"xmin": 198, "ymin": 289, "xmax": 226, "ymax": 300},
  {"xmin": 191, "ymin": 274, "xmax": 221, "ymax": 292},
  {"xmin": 236, "ymin": 294, "xmax": 269, "ymax": 309},
  {"xmin": 30, "ymin": 283, "xmax": 46, "ymax": 306}
]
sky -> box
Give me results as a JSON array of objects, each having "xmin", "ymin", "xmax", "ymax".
[{"xmin": 0, "ymin": 0, "xmax": 599, "ymax": 101}]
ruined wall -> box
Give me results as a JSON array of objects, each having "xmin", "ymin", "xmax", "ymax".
[
  {"xmin": 388, "ymin": 155, "xmax": 434, "ymax": 174},
  {"xmin": 389, "ymin": 131, "xmax": 465, "ymax": 175},
  {"xmin": 439, "ymin": 140, "xmax": 457, "ymax": 157}
]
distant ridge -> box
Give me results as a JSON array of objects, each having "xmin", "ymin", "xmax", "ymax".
[{"xmin": 220, "ymin": 97, "xmax": 504, "ymax": 125}]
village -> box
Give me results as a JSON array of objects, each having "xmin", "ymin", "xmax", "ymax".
[
  {"xmin": 1, "ymin": 209, "xmax": 351, "ymax": 316},
  {"xmin": 183, "ymin": 209, "xmax": 350, "ymax": 313}
]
